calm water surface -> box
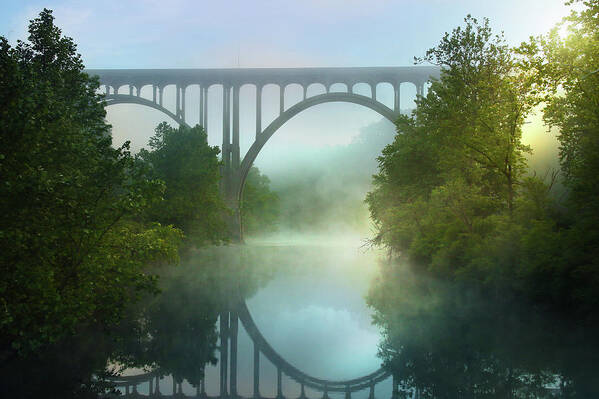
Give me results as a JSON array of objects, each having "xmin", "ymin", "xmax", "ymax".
[
  {"xmin": 114, "ymin": 235, "xmax": 599, "ymax": 397},
  {"xmin": 120, "ymin": 239, "xmax": 393, "ymax": 398}
]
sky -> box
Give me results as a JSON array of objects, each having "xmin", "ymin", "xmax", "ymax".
[
  {"xmin": 1, "ymin": 0, "xmax": 573, "ymax": 68},
  {"xmin": 0, "ymin": 0, "xmax": 571, "ymax": 175}
]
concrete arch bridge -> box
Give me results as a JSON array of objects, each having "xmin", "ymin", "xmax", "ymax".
[{"xmin": 87, "ymin": 66, "xmax": 440, "ymax": 239}]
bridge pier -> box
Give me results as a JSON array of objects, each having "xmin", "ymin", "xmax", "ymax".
[
  {"xmin": 219, "ymin": 310, "xmax": 241, "ymax": 399},
  {"xmin": 220, "ymin": 83, "xmax": 243, "ymax": 242},
  {"xmin": 221, "ymin": 174, "xmax": 243, "ymax": 243}
]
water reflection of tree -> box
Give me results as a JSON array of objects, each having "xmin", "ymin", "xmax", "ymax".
[
  {"xmin": 1, "ymin": 246, "xmax": 275, "ymax": 397},
  {"xmin": 0, "ymin": 327, "xmax": 119, "ymax": 398},
  {"xmin": 368, "ymin": 260, "xmax": 599, "ymax": 398},
  {"xmin": 112, "ymin": 246, "xmax": 275, "ymax": 386}
]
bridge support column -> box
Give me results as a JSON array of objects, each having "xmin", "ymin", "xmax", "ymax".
[
  {"xmin": 279, "ymin": 85, "xmax": 284, "ymax": 115},
  {"xmin": 220, "ymin": 168, "xmax": 242, "ymax": 242},
  {"xmin": 256, "ymin": 85, "xmax": 262, "ymax": 138},
  {"xmin": 200, "ymin": 86, "xmax": 205, "ymax": 128},
  {"xmin": 220, "ymin": 85, "xmax": 242, "ymax": 242},
  {"xmin": 176, "ymin": 85, "xmax": 180, "ymax": 119},
  {"xmin": 220, "ymin": 311, "xmax": 229, "ymax": 398},
  {"xmin": 232, "ymin": 86, "xmax": 240, "ymax": 170},
  {"xmin": 223, "ymin": 86, "xmax": 231, "ymax": 173},
  {"xmin": 394, "ymin": 85, "xmax": 400, "ymax": 113},
  {"xmin": 276, "ymin": 367, "xmax": 283, "ymax": 399},
  {"xmin": 181, "ymin": 85, "xmax": 186, "ymax": 121},
  {"xmin": 230, "ymin": 310, "xmax": 239, "ymax": 399},
  {"xmin": 175, "ymin": 85, "xmax": 186, "ymax": 121},
  {"xmin": 253, "ymin": 343, "xmax": 260, "ymax": 398},
  {"xmin": 203, "ymin": 87, "xmax": 208, "ymax": 132}
]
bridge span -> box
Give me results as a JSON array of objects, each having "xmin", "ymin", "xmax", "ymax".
[{"xmin": 87, "ymin": 66, "xmax": 440, "ymax": 240}]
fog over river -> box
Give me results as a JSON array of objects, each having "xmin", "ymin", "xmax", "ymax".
[{"xmin": 119, "ymin": 241, "xmax": 393, "ymax": 398}]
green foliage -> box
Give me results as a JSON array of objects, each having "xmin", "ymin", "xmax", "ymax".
[
  {"xmin": 0, "ymin": 326, "xmax": 123, "ymax": 398},
  {"xmin": 367, "ymin": 261, "xmax": 599, "ymax": 398},
  {"xmin": 111, "ymin": 246, "xmax": 277, "ymax": 386},
  {"xmin": 368, "ymin": 2, "xmax": 599, "ymax": 316},
  {"xmin": 521, "ymin": 1, "xmax": 599, "ymax": 215},
  {"xmin": 517, "ymin": 0, "xmax": 599, "ymax": 314},
  {"xmin": 367, "ymin": 16, "xmax": 539, "ymax": 276},
  {"xmin": 113, "ymin": 262, "xmax": 221, "ymax": 386},
  {"xmin": 0, "ymin": 9, "xmax": 182, "ymax": 359},
  {"xmin": 241, "ymin": 166, "xmax": 280, "ymax": 235},
  {"xmin": 138, "ymin": 122, "xmax": 228, "ymax": 246}
]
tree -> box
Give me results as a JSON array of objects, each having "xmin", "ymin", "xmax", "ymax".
[
  {"xmin": 0, "ymin": 9, "xmax": 182, "ymax": 360},
  {"xmin": 111, "ymin": 245, "xmax": 277, "ymax": 388},
  {"xmin": 138, "ymin": 122, "xmax": 228, "ymax": 246},
  {"xmin": 366, "ymin": 16, "xmax": 542, "ymax": 282},
  {"xmin": 522, "ymin": 0, "xmax": 599, "ymax": 313}
]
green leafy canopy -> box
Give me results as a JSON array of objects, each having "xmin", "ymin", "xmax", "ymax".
[{"xmin": 0, "ymin": 9, "xmax": 182, "ymax": 359}]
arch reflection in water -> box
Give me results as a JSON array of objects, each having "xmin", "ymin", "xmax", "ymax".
[{"xmin": 108, "ymin": 245, "xmax": 392, "ymax": 399}]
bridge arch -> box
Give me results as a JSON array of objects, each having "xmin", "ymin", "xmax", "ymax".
[
  {"xmin": 105, "ymin": 94, "xmax": 189, "ymax": 128},
  {"xmin": 107, "ymin": 299, "xmax": 391, "ymax": 396},
  {"xmin": 238, "ymin": 301, "xmax": 390, "ymax": 393},
  {"xmin": 236, "ymin": 92, "xmax": 399, "ymax": 203}
]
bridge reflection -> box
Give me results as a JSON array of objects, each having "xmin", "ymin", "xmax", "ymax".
[
  {"xmin": 95, "ymin": 245, "xmax": 396, "ymax": 399},
  {"xmin": 108, "ymin": 302, "xmax": 395, "ymax": 399}
]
